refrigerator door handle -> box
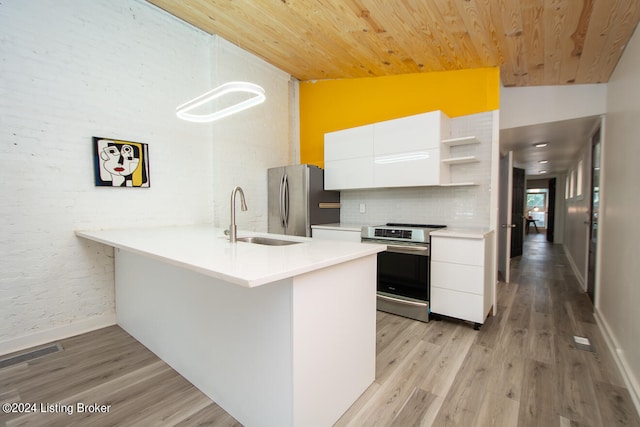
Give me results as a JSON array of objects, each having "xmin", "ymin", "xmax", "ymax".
[
  {"xmin": 283, "ymin": 173, "xmax": 289, "ymax": 229},
  {"xmin": 279, "ymin": 174, "xmax": 286, "ymax": 228}
]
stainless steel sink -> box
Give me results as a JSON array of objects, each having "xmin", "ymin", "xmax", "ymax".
[{"xmin": 236, "ymin": 236, "xmax": 301, "ymax": 246}]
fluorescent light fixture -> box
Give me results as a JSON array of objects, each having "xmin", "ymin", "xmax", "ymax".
[
  {"xmin": 534, "ymin": 142, "xmax": 548, "ymax": 148},
  {"xmin": 176, "ymin": 81, "xmax": 265, "ymax": 123},
  {"xmin": 374, "ymin": 152, "xmax": 430, "ymax": 164},
  {"xmin": 539, "ymin": 170, "xmax": 547, "ymax": 174},
  {"xmin": 539, "ymin": 160, "xmax": 548, "ymax": 164}
]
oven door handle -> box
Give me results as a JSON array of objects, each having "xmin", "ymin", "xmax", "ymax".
[
  {"xmin": 377, "ymin": 294, "xmax": 428, "ymax": 307},
  {"xmin": 384, "ymin": 244, "xmax": 430, "ymax": 256},
  {"xmin": 386, "ymin": 244, "xmax": 428, "ymax": 252}
]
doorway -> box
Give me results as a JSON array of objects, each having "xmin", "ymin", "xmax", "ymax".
[
  {"xmin": 498, "ymin": 152, "xmax": 513, "ymax": 282},
  {"xmin": 587, "ymin": 128, "xmax": 601, "ymax": 303},
  {"xmin": 511, "ymin": 167, "xmax": 525, "ymax": 258},
  {"xmin": 523, "ymin": 179, "xmax": 556, "ymax": 240},
  {"xmin": 547, "ymin": 178, "xmax": 556, "ymax": 242}
]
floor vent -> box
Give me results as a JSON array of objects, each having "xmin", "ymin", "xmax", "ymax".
[
  {"xmin": 0, "ymin": 343, "xmax": 63, "ymax": 369},
  {"xmin": 573, "ymin": 335, "xmax": 595, "ymax": 353}
]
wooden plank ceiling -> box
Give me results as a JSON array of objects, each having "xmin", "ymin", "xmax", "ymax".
[{"xmin": 147, "ymin": 0, "xmax": 640, "ymax": 87}]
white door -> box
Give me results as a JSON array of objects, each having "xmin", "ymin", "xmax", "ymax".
[{"xmin": 498, "ymin": 152, "xmax": 514, "ymax": 282}]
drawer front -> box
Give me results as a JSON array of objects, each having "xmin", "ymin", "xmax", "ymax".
[
  {"xmin": 312, "ymin": 228, "xmax": 361, "ymax": 242},
  {"xmin": 431, "ymin": 261, "xmax": 483, "ymax": 294},
  {"xmin": 430, "ymin": 287, "xmax": 484, "ymax": 323},
  {"xmin": 431, "ymin": 236, "xmax": 484, "ymax": 266}
]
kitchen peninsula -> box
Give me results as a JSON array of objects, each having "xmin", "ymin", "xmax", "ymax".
[{"xmin": 76, "ymin": 225, "xmax": 384, "ymax": 427}]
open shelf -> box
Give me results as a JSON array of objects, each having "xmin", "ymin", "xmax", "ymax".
[
  {"xmin": 441, "ymin": 136, "xmax": 480, "ymax": 147},
  {"xmin": 440, "ymin": 156, "xmax": 479, "ymax": 165}
]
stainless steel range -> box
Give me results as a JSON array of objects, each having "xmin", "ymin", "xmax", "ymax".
[{"xmin": 361, "ymin": 223, "xmax": 446, "ymax": 322}]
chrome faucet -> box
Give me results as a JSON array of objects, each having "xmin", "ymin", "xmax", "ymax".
[{"xmin": 228, "ymin": 186, "xmax": 248, "ymax": 243}]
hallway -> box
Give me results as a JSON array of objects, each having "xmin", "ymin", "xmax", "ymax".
[{"xmin": 469, "ymin": 232, "xmax": 640, "ymax": 426}]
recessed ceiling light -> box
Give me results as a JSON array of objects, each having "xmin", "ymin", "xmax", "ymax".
[
  {"xmin": 539, "ymin": 170, "xmax": 547, "ymax": 174},
  {"xmin": 534, "ymin": 142, "xmax": 548, "ymax": 148},
  {"xmin": 539, "ymin": 160, "xmax": 548, "ymax": 164}
]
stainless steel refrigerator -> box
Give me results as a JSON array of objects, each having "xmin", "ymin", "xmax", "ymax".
[{"xmin": 268, "ymin": 164, "xmax": 340, "ymax": 236}]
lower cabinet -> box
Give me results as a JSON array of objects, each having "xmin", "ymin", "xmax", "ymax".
[{"xmin": 430, "ymin": 233, "xmax": 493, "ymax": 326}]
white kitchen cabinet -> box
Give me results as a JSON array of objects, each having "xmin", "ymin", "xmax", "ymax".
[
  {"xmin": 373, "ymin": 148, "xmax": 440, "ymax": 187},
  {"xmin": 374, "ymin": 111, "xmax": 447, "ymax": 154},
  {"xmin": 324, "ymin": 111, "xmax": 451, "ymax": 189},
  {"xmin": 430, "ymin": 232, "xmax": 493, "ymax": 328},
  {"xmin": 324, "ymin": 124, "xmax": 375, "ymax": 190},
  {"xmin": 312, "ymin": 225, "xmax": 362, "ymax": 242},
  {"xmin": 373, "ymin": 112, "xmax": 448, "ymax": 187}
]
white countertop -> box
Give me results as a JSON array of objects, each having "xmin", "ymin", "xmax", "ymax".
[
  {"xmin": 76, "ymin": 225, "xmax": 385, "ymax": 288},
  {"xmin": 430, "ymin": 228, "xmax": 495, "ymax": 239}
]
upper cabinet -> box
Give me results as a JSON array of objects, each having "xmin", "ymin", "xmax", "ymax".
[
  {"xmin": 373, "ymin": 111, "xmax": 450, "ymax": 188},
  {"xmin": 324, "ymin": 111, "xmax": 454, "ymax": 190},
  {"xmin": 324, "ymin": 124, "xmax": 375, "ymax": 190}
]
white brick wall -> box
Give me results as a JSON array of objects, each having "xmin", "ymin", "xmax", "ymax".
[
  {"xmin": 0, "ymin": 0, "xmax": 291, "ymax": 352},
  {"xmin": 210, "ymin": 37, "xmax": 292, "ymax": 231},
  {"xmin": 340, "ymin": 112, "xmax": 496, "ymax": 228}
]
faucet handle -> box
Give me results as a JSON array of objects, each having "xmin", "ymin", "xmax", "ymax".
[{"xmin": 224, "ymin": 229, "xmax": 230, "ymax": 236}]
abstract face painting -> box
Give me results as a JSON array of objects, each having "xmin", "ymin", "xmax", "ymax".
[{"xmin": 93, "ymin": 137, "xmax": 149, "ymax": 187}]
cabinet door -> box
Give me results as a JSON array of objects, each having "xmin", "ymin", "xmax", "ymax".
[
  {"xmin": 324, "ymin": 125, "xmax": 374, "ymax": 189},
  {"xmin": 324, "ymin": 158, "xmax": 374, "ymax": 190},
  {"xmin": 372, "ymin": 111, "xmax": 449, "ymax": 187},
  {"xmin": 373, "ymin": 111, "xmax": 448, "ymax": 154},
  {"xmin": 373, "ymin": 148, "xmax": 440, "ymax": 187},
  {"xmin": 324, "ymin": 125, "xmax": 373, "ymax": 161}
]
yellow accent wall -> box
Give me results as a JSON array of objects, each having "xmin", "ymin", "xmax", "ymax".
[{"xmin": 299, "ymin": 67, "xmax": 500, "ymax": 168}]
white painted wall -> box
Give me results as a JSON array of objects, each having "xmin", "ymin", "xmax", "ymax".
[
  {"xmin": 0, "ymin": 0, "xmax": 291, "ymax": 353},
  {"xmin": 599, "ymin": 21, "xmax": 640, "ymax": 410},
  {"xmin": 500, "ymin": 83, "xmax": 607, "ymax": 129},
  {"xmin": 563, "ymin": 145, "xmax": 592, "ymax": 288}
]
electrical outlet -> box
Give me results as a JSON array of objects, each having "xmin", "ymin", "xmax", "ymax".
[{"xmin": 359, "ymin": 203, "xmax": 366, "ymax": 213}]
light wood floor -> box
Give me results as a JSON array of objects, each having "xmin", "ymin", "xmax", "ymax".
[{"xmin": 2, "ymin": 233, "xmax": 639, "ymax": 426}]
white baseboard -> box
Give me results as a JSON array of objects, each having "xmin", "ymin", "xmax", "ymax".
[
  {"xmin": 562, "ymin": 244, "xmax": 586, "ymax": 291},
  {"xmin": 0, "ymin": 313, "xmax": 117, "ymax": 357},
  {"xmin": 594, "ymin": 309, "xmax": 640, "ymax": 417}
]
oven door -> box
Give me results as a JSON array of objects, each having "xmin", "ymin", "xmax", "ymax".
[
  {"xmin": 365, "ymin": 241, "xmax": 430, "ymax": 323},
  {"xmin": 377, "ymin": 245, "xmax": 429, "ymax": 301}
]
